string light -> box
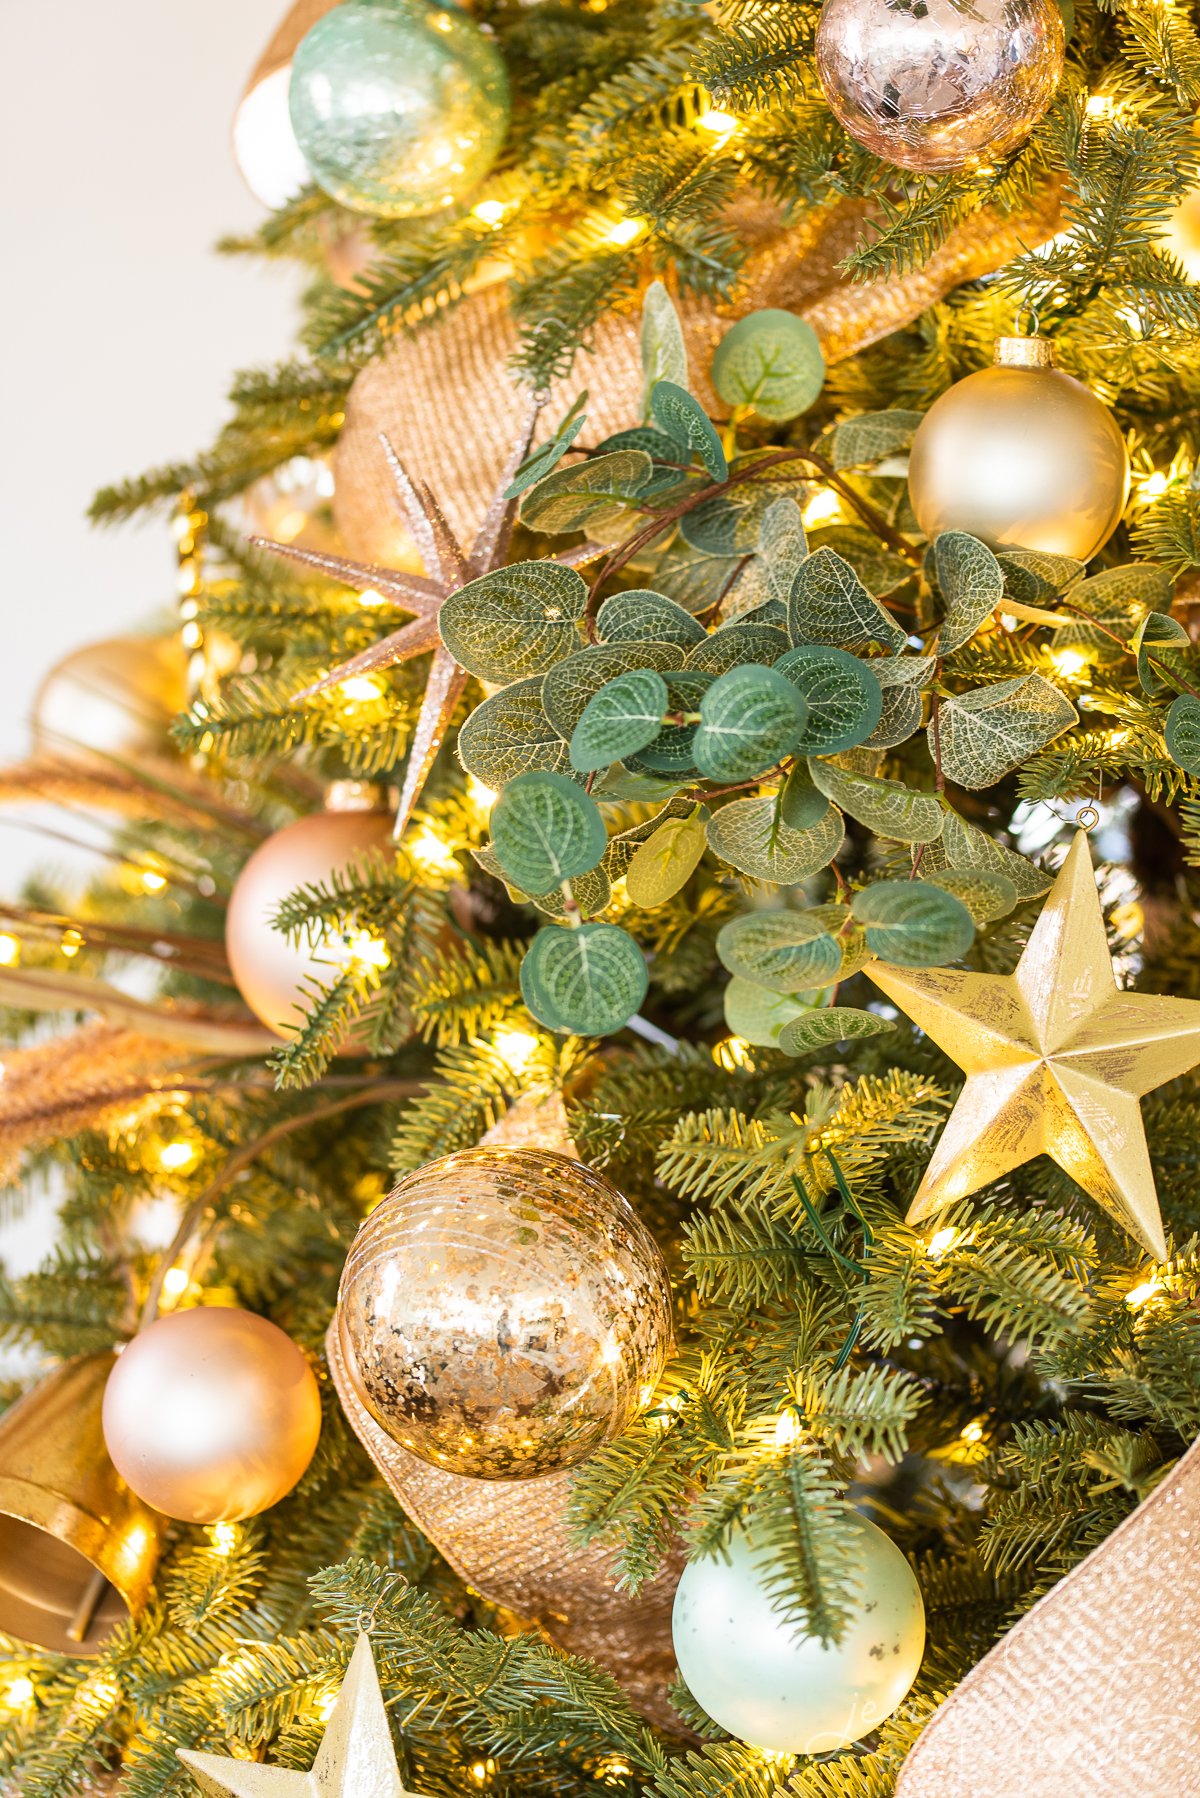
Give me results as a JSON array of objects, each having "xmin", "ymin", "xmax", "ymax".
[
  {"xmin": 1138, "ymin": 470, "xmax": 1169, "ymax": 502},
  {"xmin": 139, "ymin": 869, "xmax": 167, "ymax": 893},
  {"xmin": 926, "ymin": 1225, "xmax": 959, "ymax": 1260},
  {"xmin": 60, "ymin": 929, "xmax": 83, "ymax": 959},
  {"xmin": 1086, "ymin": 93, "xmax": 1114, "ymax": 118},
  {"xmin": 358, "ymin": 587, "xmax": 388, "ymax": 608},
  {"xmin": 605, "ymin": 215, "xmax": 646, "ymax": 247},
  {"xmin": 695, "ymin": 107, "xmax": 740, "ymax": 138},
  {"xmin": 802, "ymin": 489, "xmax": 842, "ymax": 529},
  {"xmin": 338, "ymin": 930, "xmax": 391, "ymax": 972},
  {"xmin": 0, "ymin": 934, "xmax": 19, "ymax": 967},
  {"xmin": 470, "ymin": 1759, "xmax": 498, "ymax": 1784},
  {"xmin": 471, "ymin": 198, "xmax": 508, "ymax": 226},
  {"xmin": 338, "ymin": 674, "xmax": 386, "ymax": 704},
  {"xmin": 713, "ymin": 1035, "xmax": 755, "ymax": 1071},
  {"xmin": 161, "ymin": 1266, "xmax": 190, "ymax": 1298},
  {"xmin": 467, "ymin": 774, "xmax": 497, "ymax": 812},
  {"xmin": 1, "ymin": 1677, "xmax": 34, "ymax": 1711},
  {"xmin": 409, "ymin": 829, "xmax": 461, "ymax": 876},
  {"xmin": 494, "ymin": 1027, "xmax": 539, "ymax": 1073},
  {"xmin": 209, "ymin": 1521, "xmax": 238, "ymax": 1556},
  {"xmin": 1049, "ymin": 647, "xmax": 1089, "ymax": 679},
  {"xmin": 1125, "ymin": 1275, "xmax": 1162, "ymax": 1309},
  {"xmin": 774, "ymin": 1409, "xmax": 803, "ymax": 1449},
  {"xmin": 960, "ymin": 1417, "xmax": 986, "ymax": 1443},
  {"xmin": 158, "ymin": 1140, "xmax": 199, "ymax": 1173}
]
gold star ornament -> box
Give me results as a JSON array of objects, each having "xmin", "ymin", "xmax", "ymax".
[
  {"xmin": 178, "ymin": 1633, "xmax": 412, "ymax": 1798},
  {"xmin": 866, "ymin": 830, "xmax": 1200, "ymax": 1259}
]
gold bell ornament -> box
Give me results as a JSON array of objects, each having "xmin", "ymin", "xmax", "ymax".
[
  {"xmin": 0, "ymin": 1353, "xmax": 162, "ymax": 1655},
  {"xmin": 907, "ymin": 335, "xmax": 1131, "ymax": 562},
  {"xmin": 32, "ymin": 634, "xmax": 189, "ymax": 769}
]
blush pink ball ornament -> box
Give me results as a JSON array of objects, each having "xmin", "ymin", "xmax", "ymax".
[{"xmin": 816, "ymin": 0, "xmax": 1064, "ymax": 175}]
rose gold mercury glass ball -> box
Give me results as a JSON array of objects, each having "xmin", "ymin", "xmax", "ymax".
[
  {"xmin": 102, "ymin": 1308, "xmax": 322, "ymax": 1523},
  {"xmin": 336, "ymin": 1147, "xmax": 674, "ymax": 1479},
  {"xmin": 816, "ymin": 0, "xmax": 1065, "ymax": 174}
]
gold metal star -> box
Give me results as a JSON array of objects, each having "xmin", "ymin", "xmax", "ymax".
[
  {"xmin": 254, "ymin": 406, "xmax": 600, "ymax": 840},
  {"xmin": 178, "ymin": 1633, "xmax": 412, "ymax": 1797},
  {"xmin": 866, "ymin": 830, "xmax": 1200, "ymax": 1259}
]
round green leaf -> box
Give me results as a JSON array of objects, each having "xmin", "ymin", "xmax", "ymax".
[
  {"xmin": 711, "ymin": 310, "xmax": 825, "ymax": 422},
  {"xmin": 439, "ymin": 561, "xmax": 587, "ymax": 684},
  {"xmin": 723, "ymin": 977, "xmax": 820, "ymax": 1047},
  {"xmin": 685, "ymin": 623, "xmax": 789, "ymax": 676},
  {"xmin": 490, "ymin": 771, "xmax": 607, "ymax": 895},
  {"xmin": 775, "ymin": 644, "xmax": 883, "ymax": 754},
  {"xmin": 457, "ymin": 678, "xmax": 571, "ymax": 790},
  {"xmin": 569, "ymin": 668, "xmax": 669, "ymax": 773},
  {"xmin": 852, "ymin": 880, "xmax": 975, "ymax": 967},
  {"xmin": 520, "ymin": 923, "xmax": 648, "ymax": 1036},
  {"xmin": 1166, "ymin": 692, "xmax": 1200, "ymax": 774},
  {"xmin": 694, "ymin": 665, "xmax": 808, "ymax": 782},
  {"xmin": 542, "ymin": 640, "xmax": 683, "ymax": 738},
  {"xmin": 597, "ymin": 589, "xmax": 708, "ymax": 648},
  {"xmin": 706, "ymin": 794, "xmax": 845, "ymax": 884},
  {"xmin": 625, "ymin": 814, "xmax": 708, "ymax": 908},
  {"xmin": 716, "ymin": 910, "xmax": 843, "ymax": 993},
  {"xmin": 777, "ymin": 1008, "xmax": 894, "ymax": 1057},
  {"xmin": 926, "ymin": 867, "xmax": 1017, "ymax": 923},
  {"xmin": 628, "ymin": 671, "xmax": 714, "ymax": 775}
]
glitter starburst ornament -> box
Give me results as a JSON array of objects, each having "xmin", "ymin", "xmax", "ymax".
[
  {"xmin": 866, "ymin": 830, "xmax": 1200, "ymax": 1259},
  {"xmin": 255, "ymin": 406, "xmax": 596, "ymax": 839},
  {"xmin": 178, "ymin": 1633, "xmax": 412, "ymax": 1797}
]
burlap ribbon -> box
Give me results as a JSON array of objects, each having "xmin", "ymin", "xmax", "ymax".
[
  {"xmin": 333, "ymin": 185, "xmax": 1065, "ymax": 564},
  {"xmin": 325, "ymin": 1095, "xmax": 684, "ymax": 1731},
  {"xmin": 896, "ymin": 1430, "xmax": 1200, "ymax": 1796}
]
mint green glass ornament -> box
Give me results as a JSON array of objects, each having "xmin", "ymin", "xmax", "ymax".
[{"xmin": 289, "ymin": 0, "xmax": 510, "ymax": 219}]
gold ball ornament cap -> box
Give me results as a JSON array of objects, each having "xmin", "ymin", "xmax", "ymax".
[
  {"xmin": 336, "ymin": 1145, "xmax": 674, "ymax": 1479},
  {"xmin": 102, "ymin": 1307, "xmax": 322, "ymax": 1524},
  {"xmin": 224, "ymin": 803, "xmax": 395, "ymax": 1037},
  {"xmin": 0, "ymin": 1353, "xmax": 163, "ymax": 1656},
  {"xmin": 907, "ymin": 337, "xmax": 1131, "ymax": 562}
]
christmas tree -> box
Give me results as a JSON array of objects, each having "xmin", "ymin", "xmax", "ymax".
[{"xmin": 3, "ymin": 0, "xmax": 1200, "ymax": 1791}]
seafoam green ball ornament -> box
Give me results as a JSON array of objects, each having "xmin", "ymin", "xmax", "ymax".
[
  {"xmin": 289, "ymin": 0, "xmax": 510, "ymax": 219},
  {"xmin": 711, "ymin": 309, "xmax": 826, "ymax": 422},
  {"xmin": 672, "ymin": 1512, "xmax": 925, "ymax": 1753}
]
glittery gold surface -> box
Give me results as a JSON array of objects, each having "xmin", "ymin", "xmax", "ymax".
[
  {"xmin": 332, "ymin": 188, "xmax": 1064, "ymax": 565},
  {"xmin": 867, "ymin": 831, "xmax": 1200, "ymax": 1259},
  {"xmin": 335, "ymin": 1145, "xmax": 673, "ymax": 1479},
  {"xmin": 896, "ymin": 1429, "xmax": 1200, "ymax": 1796},
  {"xmin": 815, "ymin": 0, "xmax": 1064, "ymax": 174},
  {"xmin": 179, "ymin": 1632, "xmax": 410, "ymax": 1796}
]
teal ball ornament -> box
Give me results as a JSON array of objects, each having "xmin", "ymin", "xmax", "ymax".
[
  {"xmin": 672, "ymin": 1513, "xmax": 925, "ymax": 1753},
  {"xmin": 289, "ymin": 0, "xmax": 510, "ymax": 219}
]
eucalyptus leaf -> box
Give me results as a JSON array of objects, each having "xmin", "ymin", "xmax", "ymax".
[
  {"xmin": 780, "ymin": 761, "xmax": 830, "ymax": 830},
  {"xmin": 440, "ymin": 561, "xmax": 587, "ymax": 684},
  {"xmin": 1132, "ymin": 610, "xmax": 1189, "ymax": 697},
  {"xmin": 641, "ymin": 278, "xmax": 689, "ymax": 413},
  {"xmin": 935, "ymin": 675, "xmax": 1077, "ymax": 789},
  {"xmin": 758, "ymin": 497, "xmax": 809, "ymax": 608},
  {"xmin": 628, "ymin": 671, "xmax": 713, "ymax": 775},
  {"xmin": 926, "ymin": 867, "xmax": 1018, "ymax": 923},
  {"xmin": 505, "ymin": 406, "xmax": 587, "ymax": 498},
  {"xmin": 940, "ymin": 808, "xmax": 1050, "ymax": 900},
  {"xmin": 853, "ymin": 880, "xmax": 974, "ymax": 966},
  {"xmin": 777, "ymin": 1007, "xmax": 894, "ymax": 1056},
  {"xmin": 520, "ymin": 450, "xmax": 653, "ymax": 535},
  {"xmin": 625, "ymin": 813, "xmax": 709, "ymax": 907},
  {"xmin": 775, "ymin": 644, "xmax": 884, "ymax": 753},
  {"xmin": 935, "ymin": 531, "xmax": 1004, "ymax": 654},
  {"xmin": 825, "ymin": 410, "xmax": 923, "ymax": 471},
  {"xmin": 693, "ymin": 665, "xmax": 808, "ymax": 782},
  {"xmin": 1052, "ymin": 563, "xmax": 1173, "ymax": 664},
  {"xmin": 686, "ymin": 623, "xmax": 789, "ymax": 676},
  {"xmin": 716, "ymin": 910, "xmax": 843, "ymax": 993},
  {"xmin": 711, "ymin": 310, "xmax": 825, "ymax": 422},
  {"xmin": 1165, "ymin": 692, "xmax": 1200, "ymax": 774},
  {"xmin": 457, "ymin": 678, "xmax": 571, "ymax": 789},
  {"xmin": 788, "ymin": 547, "xmax": 906, "ymax": 652},
  {"xmin": 706, "ymin": 794, "xmax": 845, "ymax": 884},
  {"xmin": 532, "ymin": 864, "xmax": 612, "ymax": 921},
  {"xmin": 997, "ymin": 548, "xmax": 1085, "ymax": 605},
  {"xmin": 520, "ymin": 922, "xmax": 648, "ymax": 1036},
  {"xmin": 597, "ymin": 589, "xmax": 708, "ymax": 647},
  {"xmin": 569, "ymin": 668, "xmax": 670, "ymax": 772},
  {"xmin": 542, "ymin": 640, "xmax": 684, "ymax": 737},
  {"xmin": 809, "ymin": 762, "xmax": 944, "ymax": 843},
  {"xmin": 863, "ymin": 684, "xmax": 923, "ymax": 750},
  {"xmin": 490, "ymin": 771, "xmax": 608, "ymax": 894},
  {"xmin": 651, "ymin": 380, "xmax": 728, "ymax": 482},
  {"xmin": 724, "ymin": 976, "xmax": 821, "ymax": 1048}
]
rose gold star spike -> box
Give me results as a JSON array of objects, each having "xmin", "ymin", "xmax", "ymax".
[{"xmin": 253, "ymin": 400, "xmax": 570, "ymax": 840}]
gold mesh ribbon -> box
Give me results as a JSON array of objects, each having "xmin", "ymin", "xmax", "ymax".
[
  {"xmin": 896, "ymin": 1431, "xmax": 1200, "ymax": 1796},
  {"xmin": 333, "ymin": 186, "xmax": 1064, "ymax": 564},
  {"xmin": 325, "ymin": 1094, "xmax": 682, "ymax": 1729}
]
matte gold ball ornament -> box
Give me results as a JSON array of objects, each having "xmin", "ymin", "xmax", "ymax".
[
  {"xmin": 907, "ymin": 336, "xmax": 1130, "ymax": 561},
  {"xmin": 101, "ymin": 1307, "xmax": 322, "ymax": 1524},
  {"xmin": 225, "ymin": 787, "xmax": 395, "ymax": 1037},
  {"xmin": 815, "ymin": 0, "xmax": 1064, "ymax": 174},
  {"xmin": 336, "ymin": 1146, "xmax": 673, "ymax": 1479}
]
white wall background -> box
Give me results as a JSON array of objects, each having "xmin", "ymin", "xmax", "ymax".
[{"xmin": 0, "ymin": 0, "xmax": 303, "ymax": 1275}]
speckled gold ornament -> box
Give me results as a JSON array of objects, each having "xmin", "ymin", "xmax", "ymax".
[
  {"xmin": 907, "ymin": 336, "xmax": 1130, "ymax": 561},
  {"xmin": 816, "ymin": 0, "xmax": 1064, "ymax": 174},
  {"xmin": 336, "ymin": 1145, "xmax": 672, "ymax": 1479}
]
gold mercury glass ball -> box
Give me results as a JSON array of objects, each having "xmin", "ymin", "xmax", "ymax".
[
  {"xmin": 225, "ymin": 791, "xmax": 395, "ymax": 1037},
  {"xmin": 815, "ymin": 0, "xmax": 1064, "ymax": 174},
  {"xmin": 32, "ymin": 634, "xmax": 189, "ymax": 765},
  {"xmin": 907, "ymin": 336, "xmax": 1131, "ymax": 561},
  {"xmin": 101, "ymin": 1307, "xmax": 322, "ymax": 1524},
  {"xmin": 336, "ymin": 1147, "xmax": 674, "ymax": 1479}
]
